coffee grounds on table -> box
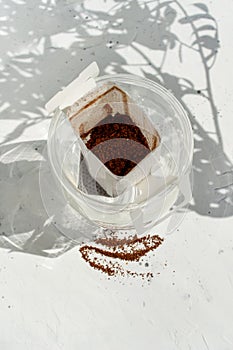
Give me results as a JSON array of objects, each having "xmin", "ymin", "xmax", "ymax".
[
  {"xmin": 80, "ymin": 234, "xmax": 163, "ymax": 280},
  {"xmin": 81, "ymin": 113, "xmax": 151, "ymax": 176}
]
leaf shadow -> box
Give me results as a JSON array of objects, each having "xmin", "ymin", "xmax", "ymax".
[{"xmin": 0, "ymin": 0, "xmax": 232, "ymax": 257}]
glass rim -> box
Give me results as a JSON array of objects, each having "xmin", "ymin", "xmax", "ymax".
[{"xmin": 47, "ymin": 73, "xmax": 193, "ymax": 211}]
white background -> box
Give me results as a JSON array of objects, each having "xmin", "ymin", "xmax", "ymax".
[{"xmin": 0, "ymin": 0, "xmax": 233, "ymax": 349}]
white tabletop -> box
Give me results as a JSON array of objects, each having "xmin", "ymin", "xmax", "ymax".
[{"xmin": 0, "ymin": 0, "xmax": 233, "ymax": 349}]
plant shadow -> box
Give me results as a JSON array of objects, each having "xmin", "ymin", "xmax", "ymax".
[{"xmin": 0, "ymin": 0, "xmax": 232, "ymax": 257}]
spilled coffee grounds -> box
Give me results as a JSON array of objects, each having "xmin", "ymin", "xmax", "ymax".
[
  {"xmin": 80, "ymin": 234, "xmax": 163, "ymax": 279},
  {"xmin": 81, "ymin": 113, "xmax": 151, "ymax": 176}
]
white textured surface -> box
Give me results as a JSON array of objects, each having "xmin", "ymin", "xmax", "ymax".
[{"xmin": 0, "ymin": 1, "xmax": 233, "ymax": 349}]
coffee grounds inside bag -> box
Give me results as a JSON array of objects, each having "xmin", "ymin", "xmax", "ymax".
[{"xmin": 81, "ymin": 113, "xmax": 151, "ymax": 176}]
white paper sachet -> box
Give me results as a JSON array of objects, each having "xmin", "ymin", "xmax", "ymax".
[
  {"xmin": 68, "ymin": 83, "xmax": 161, "ymax": 197},
  {"xmin": 45, "ymin": 62, "xmax": 99, "ymax": 114}
]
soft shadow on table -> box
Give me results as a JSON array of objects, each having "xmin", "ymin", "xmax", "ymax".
[
  {"xmin": 0, "ymin": 0, "xmax": 232, "ymax": 258},
  {"xmin": 0, "ymin": 141, "xmax": 78, "ymax": 257}
]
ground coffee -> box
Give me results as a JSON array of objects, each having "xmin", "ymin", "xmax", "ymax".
[
  {"xmin": 81, "ymin": 113, "xmax": 151, "ymax": 176},
  {"xmin": 80, "ymin": 234, "xmax": 163, "ymax": 280}
]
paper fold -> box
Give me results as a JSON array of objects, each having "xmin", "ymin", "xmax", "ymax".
[{"xmin": 45, "ymin": 62, "xmax": 100, "ymax": 114}]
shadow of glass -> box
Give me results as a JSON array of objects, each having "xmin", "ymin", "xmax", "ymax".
[{"xmin": 0, "ymin": 141, "xmax": 77, "ymax": 257}]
